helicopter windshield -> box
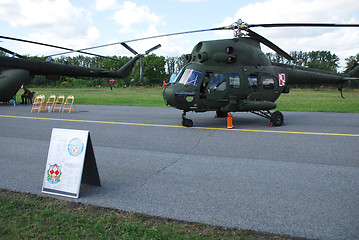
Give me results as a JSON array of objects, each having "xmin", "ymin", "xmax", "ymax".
[{"xmin": 178, "ymin": 69, "xmax": 203, "ymax": 87}]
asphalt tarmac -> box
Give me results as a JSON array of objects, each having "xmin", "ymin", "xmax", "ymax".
[{"xmin": 1, "ymin": 103, "xmax": 358, "ymax": 240}]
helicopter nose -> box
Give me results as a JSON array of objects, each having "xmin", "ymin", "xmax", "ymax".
[
  {"xmin": 163, "ymin": 84, "xmax": 196, "ymax": 111},
  {"xmin": 163, "ymin": 84, "xmax": 175, "ymax": 106}
]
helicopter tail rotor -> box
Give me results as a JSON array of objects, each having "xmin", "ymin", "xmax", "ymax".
[
  {"xmin": 121, "ymin": 42, "xmax": 161, "ymax": 56},
  {"xmin": 145, "ymin": 44, "xmax": 161, "ymax": 55},
  {"xmin": 119, "ymin": 42, "xmax": 162, "ymax": 84},
  {"xmin": 121, "ymin": 42, "xmax": 139, "ymax": 55}
]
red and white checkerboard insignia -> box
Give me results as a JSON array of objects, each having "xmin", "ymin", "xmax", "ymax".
[{"xmin": 278, "ymin": 73, "xmax": 286, "ymax": 86}]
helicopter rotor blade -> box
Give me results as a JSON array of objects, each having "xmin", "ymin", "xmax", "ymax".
[
  {"xmin": 46, "ymin": 27, "xmax": 224, "ymax": 57},
  {"xmin": 0, "ymin": 35, "xmax": 124, "ymax": 62},
  {"xmin": 248, "ymin": 23, "xmax": 359, "ymax": 28},
  {"xmin": 120, "ymin": 42, "xmax": 138, "ymax": 55},
  {"xmin": 3, "ymin": 22, "xmax": 358, "ymax": 59},
  {"xmin": 246, "ymin": 29, "xmax": 294, "ymax": 61},
  {"xmin": 0, "ymin": 46, "xmax": 26, "ymax": 58},
  {"xmin": 145, "ymin": 44, "xmax": 161, "ymax": 55},
  {"xmin": 80, "ymin": 22, "xmax": 359, "ymax": 52},
  {"xmin": 243, "ymin": 22, "xmax": 359, "ymax": 60}
]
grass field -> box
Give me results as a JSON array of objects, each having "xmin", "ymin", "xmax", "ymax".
[
  {"xmin": 0, "ymin": 189, "xmax": 288, "ymax": 240},
  {"xmin": 23, "ymin": 87, "xmax": 165, "ymax": 107},
  {"xmin": 276, "ymin": 89, "xmax": 359, "ymax": 113},
  {"xmin": 23, "ymin": 87, "xmax": 359, "ymax": 113}
]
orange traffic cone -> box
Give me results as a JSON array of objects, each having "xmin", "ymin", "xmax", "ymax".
[
  {"xmin": 227, "ymin": 112, "xmax": 233, "ymax": 129},
  {"xmin": 162, "ymin": 81, "xmax": 166, "ymax": 89}
]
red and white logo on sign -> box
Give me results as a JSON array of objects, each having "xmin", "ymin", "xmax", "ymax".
[{"xmin": 278, "ymin": 73, "xmax": 286, "ymax": 86}]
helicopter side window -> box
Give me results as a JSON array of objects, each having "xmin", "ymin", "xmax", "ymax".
[
  {"xmin": 229, "ymin": 73, "xmax": 240, "ymax": 88},
  {"xmin": 248, "ymin": 76, "xmax": 258, "ymax": 91},
  {"xmin": 262, "ymin": 77, "xmax": 275, "ymax": 90},
  {"xmin": 178, "ymin": 69, "xmax": 203, "ymax": 87},
  {"xmin": 209, "ymin": 74, "xmax": 226, "ymax": 91}
]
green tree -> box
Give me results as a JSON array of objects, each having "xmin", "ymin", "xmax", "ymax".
[
  {"xmin": 165, "ymin": 55, "xmax": 186, "ymax": 76},
  {"xmin": 268, "ymin": 50, "xmax": 340, "ymax": 73},
  {"xmin": 306, "ymin": 51, "xmax": 339, "ymax": 72},
  {"xmin": 344, "ymin": 53, "xmax": 359, "ymax": 88},
  {"xmin": 132, "ymin": 54, "xmax": 167, "ymax": 86},
  {"xmin": 344, "ymin": 53, "xmax": 359, "ymax": 74}
]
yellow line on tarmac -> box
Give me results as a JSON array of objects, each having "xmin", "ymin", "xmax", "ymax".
[{"xmin": 1, "ymin": 114, "xmax": 359, "ymax": 137}]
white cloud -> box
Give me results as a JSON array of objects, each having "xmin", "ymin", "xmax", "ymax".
[
  {"xmin": 111, "ymin": 1, "xmax": 164, "ymax": 34},
  {"xmin": 0, "ymin": 0, "xmax": 100, "ymax": 55},
  {"xmin": 179, "ymin": 0, "xmax": 204, "ymax": 2},
  {"xmin": 0, "ymin": 0, "xmax": 92, "ymax": 35},
  {"xmin": 18, "ymin": 26, "xmax": 100, "ymax": 56},
  {"xmin": 95, "ymin": 0, "xmax": 119, "ymax": 11}
]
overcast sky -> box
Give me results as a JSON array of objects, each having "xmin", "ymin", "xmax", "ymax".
[{"xmin": 1, "ymin": 0, "xmax": 358, "ymax": 70}]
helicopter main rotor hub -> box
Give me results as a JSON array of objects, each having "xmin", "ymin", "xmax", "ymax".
[{"xmin": 228, "ymin": 19, "xmax": 249, "ymax": 37}]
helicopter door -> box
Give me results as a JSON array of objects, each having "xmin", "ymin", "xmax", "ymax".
[
  {"xmin": 247, "ymin": 74, "xmax": 277, "ymax": 101},
  {"xmin": 259, "ymin": 76, "xmax": 277, "ymax": 101},
  {"xmin": 205, "ymin": 73, "xmax": 228, "ymax": 100}
]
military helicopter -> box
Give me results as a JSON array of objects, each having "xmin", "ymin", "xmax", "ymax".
[
  {"xmin": 161, "ymin": 20, "xmax": 359, "ymax": 127},
  {"xmin": 0, "ymin": 35, "xmax": 161, "ymax": 102},
  {"xmin": 1, "ymin": 20, "xmax": 358, "ymax": 127}
]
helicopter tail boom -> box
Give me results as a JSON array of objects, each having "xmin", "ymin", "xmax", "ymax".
[
  {"xmin": 272, "ymin": 63, "xmax": 350, "ymax": 85},
  {"xmin": 0, "ymin": 55, "xmax": 140, "ymax": 79}
]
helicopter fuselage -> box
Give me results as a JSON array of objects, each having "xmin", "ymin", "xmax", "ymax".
[
  {"xmin": 163, "ymin": 37, "xmax": 347, "ymax": 115},
  {"xmin": 0, "ymin": 68, "xmax": 29, "ymax": 102}
]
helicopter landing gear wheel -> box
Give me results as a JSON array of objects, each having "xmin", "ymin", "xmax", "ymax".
[
  {"xmin": 269, "ymin": 111, "xmax": 284, "ymax": 127},
  {"xmin": 182, "ymin": 118, "xmax": 193, "ymax": 127},
  {"xmin": 182, "ymin": 111, "xmax": 193, "ymax": 127}
]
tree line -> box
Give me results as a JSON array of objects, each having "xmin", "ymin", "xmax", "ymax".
[{"xmin": 1, "ymin": 49, "xmax": 358, "ymax": 88}]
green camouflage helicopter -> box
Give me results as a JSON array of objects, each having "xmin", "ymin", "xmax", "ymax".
[{"xmin": 161, "ymin": 20, "xmax": 359, "ymax": 127}]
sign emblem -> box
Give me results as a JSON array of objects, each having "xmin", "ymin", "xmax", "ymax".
[
  {"xmin": 68, "ymin": 138, "xmax": 84, "ymax": 157},
  {"xmin": 278, "ymin": 73, "xmax": 286, "ymax": 86},
  {"xmin": 46, "ymin": 164, "xmax": 62, "ymax": 184}
]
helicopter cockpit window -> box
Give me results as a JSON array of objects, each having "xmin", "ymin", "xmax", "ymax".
[
  {"xmin": 178, "ymin": 69, "xmax": 203, "ymax": 87},
  {"xmin": 262, "ymin": 77, "xmax": 275, "ymax": 90},
  {"xmin": 169, "ymin": 73, "xmax": 177, "ymax": 83},
  {"xmin": 229, "ymin": 73, "xmax": 240, "ymax": 88},
  {"xmin": 209, "ymin": 74, "xmax": 226, "ymax": 91},
  {"xmin": 248, "ymin": 76, "xmax": 258, "ymax": 91}
]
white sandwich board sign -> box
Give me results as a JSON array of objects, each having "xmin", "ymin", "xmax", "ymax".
[{"xmin": 42, "ymin": 128, "xmax": 100, "ymax": 198}]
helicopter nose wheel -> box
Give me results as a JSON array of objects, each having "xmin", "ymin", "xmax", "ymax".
[{"xmin": 182, "ymin": 111, "xmax": 193, "ymax": 127}]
